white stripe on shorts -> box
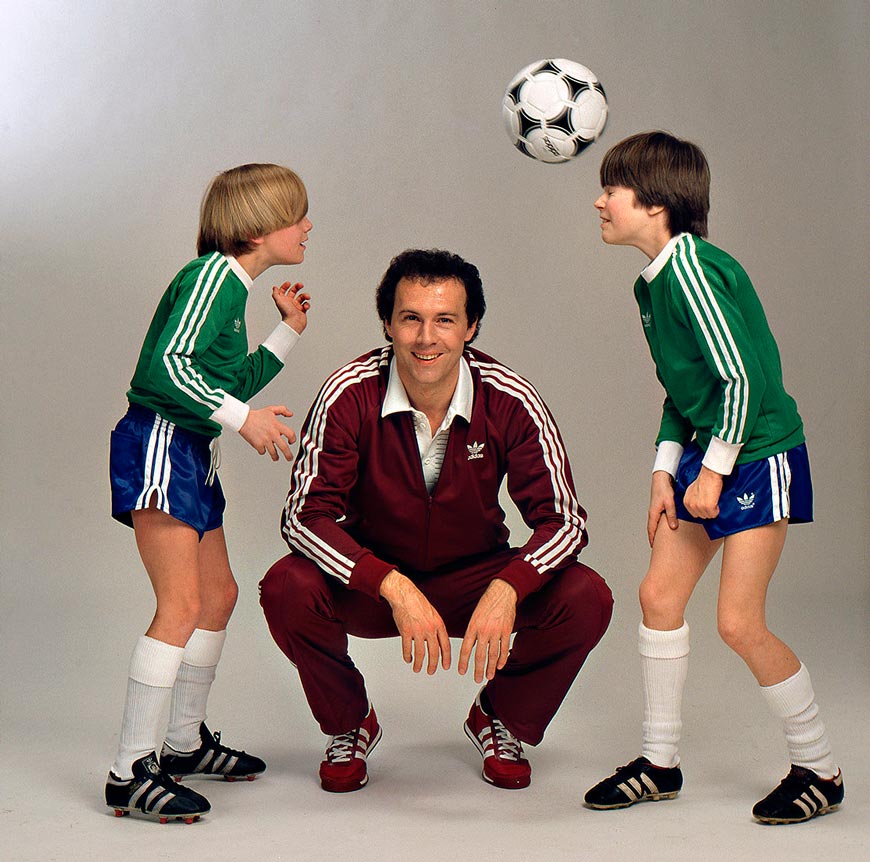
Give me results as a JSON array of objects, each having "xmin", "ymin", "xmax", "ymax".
[
  {"xmin": 767, "ymin": 452, "xmax": 791, "ymax": 522},
  {"xmin": 136, "ymin": 414, "xmax": 175, "ymax": 512}
]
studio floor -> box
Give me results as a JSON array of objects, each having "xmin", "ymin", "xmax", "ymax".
[{"xmin": 4, "ymin": 598, "xmax": 867, "ymax": 862}]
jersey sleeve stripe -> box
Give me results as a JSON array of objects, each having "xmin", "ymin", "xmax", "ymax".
[
  {"xmin": 162, "ymin": 254, "xmax": 233, "ymax": 411},
  {"xmin": 672, "ymin": 237, "xmax": 750, "ymax": 445}
]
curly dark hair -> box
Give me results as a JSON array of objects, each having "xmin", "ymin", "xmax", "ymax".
[{"xmin": 375, "ymin": 248, "xmax": 486, "ymax": 343}]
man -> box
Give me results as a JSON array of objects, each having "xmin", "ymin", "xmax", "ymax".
[{"xmin": 260, "ymin": 249, "xmax": 612, "ymax": 793}]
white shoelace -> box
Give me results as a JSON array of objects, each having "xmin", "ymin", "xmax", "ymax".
[
  {"xmin": 324, "ymin": 730, "xmax": 358, "ymax": 763},
  {"xmin": 491, "ymin": 718, "xmax": 523, "ymax": 761}
]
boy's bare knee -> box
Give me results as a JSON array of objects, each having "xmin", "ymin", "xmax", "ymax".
[{"xmin": 717, "ymin": 614, "xmax": 763, "ymax": 656}]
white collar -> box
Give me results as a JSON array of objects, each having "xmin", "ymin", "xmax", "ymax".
[
  {"xmin": 381, "ymin": 355, "xmax": 474, "ymax": 427},
  {"xmin": 225, "ymin": 256, "xmax": 253, "ymax": 291},
  {"xmin": 640, "ymin": 233, "xmax": 686, "ymax": 283}
]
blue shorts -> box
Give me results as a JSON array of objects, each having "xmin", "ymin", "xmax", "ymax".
[
  {"xmin": 110, "ymin": 404, "xmax": 225, "ymax": 538},
  {"xmin": 674, "ymin": 441, "xmax": 813, "ymax": 540}
]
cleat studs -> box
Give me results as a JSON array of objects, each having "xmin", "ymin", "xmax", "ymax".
[
  {"xmin": 159, "ymin": 817, "xmax": 168, "ymax": 824},
  {"xmin": 113, "ymin": 809, "xmax": 125, "ymax": 817},
  {"xmin": 246, "ymin": 775, "xmax": 255, "ymax": 781},
  {"xmin": 184, "ymin": 817, "xmax": 194, "ymax": 824},
  {"xmin": 225, "ymin": 776, "xmax": 236, "ymax": 782}
]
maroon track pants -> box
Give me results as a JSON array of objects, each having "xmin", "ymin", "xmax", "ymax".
[{"xmin": 259, "ymin": 550, "xmax": 612, "ymax": 745}]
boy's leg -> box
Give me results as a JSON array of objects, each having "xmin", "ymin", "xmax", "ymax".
[
  {"xmin": 585, "ymin": 521, "xmax": 718, "ymax": 809},
  {"xmin": 718, "ymin": 522, "xmax": 837, "ymax": 779},
  {"xmin": 159, "ymin": 526, "xmax": 266, "ymax": 780},
  {"xmin": 111, "ymin": 509, "xmax": 201, "ymax": 778},
  {"xmin": 163, "ymin": 526, "xmax": 236, "ymax": 753},
  {"xmin": 638, "ymin": 521, "xmax": 720, "ymax": 768}
]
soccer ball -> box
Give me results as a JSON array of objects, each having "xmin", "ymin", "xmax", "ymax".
[{"xmin": 502, "ymin": 59, "xmax": 608, "ymax": 164}]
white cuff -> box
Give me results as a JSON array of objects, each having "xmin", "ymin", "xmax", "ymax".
[
  {"xmin": 262, "ymin": 321, "xmax": 301, "ymax": 362},
  {"xmin": 211, "ymin": 394, "xmax": 250, "ymax": 433},
  {"xmin": 702, "ymin": 436, "xmax": 742, "ymax": 475},
  {"xmin": 653, "ymin": 440, "xmax": 684, "ymax": 477}
]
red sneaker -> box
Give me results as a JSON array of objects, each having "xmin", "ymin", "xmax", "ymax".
[
  {"xmin": 463, "ymin": 694, "xmax": 531, "ymax": 789},
  {"xmin": 319, "ymin": 705, "xmax": 382, "ymax": 793}
]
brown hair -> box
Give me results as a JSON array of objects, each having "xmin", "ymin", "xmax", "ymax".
[
  {"xmin": 197, "ymin": 163, "xmax": 308, "ymax": 257},
  {"xmin": 599, "ymin": 131, "xmax": 710, "ymax": 237}
]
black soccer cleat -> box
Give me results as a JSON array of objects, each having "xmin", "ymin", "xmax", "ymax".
[
  {"xmin": 105, "ymin": 752, "xmax": 210, "ymax": 823},
  {"xmin": 160, "ymin": 722, "xmax": 266, "ymax": 781},
  {"xmin": 584, "ymin": 756, "xmax": 683, "ymax": 809},
  {"xmin": 752, "ymin": 766, "xmax": 844, "ymax": 824}
]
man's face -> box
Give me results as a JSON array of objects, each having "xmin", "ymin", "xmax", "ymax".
[{"xmin": 385, "ymin": 276, "xmax": 476, "ymax": 406}]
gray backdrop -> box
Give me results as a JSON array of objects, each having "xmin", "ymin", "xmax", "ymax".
[{"xmin": 2, "ymin": 1, "xmax": 867, "ymax": 860}]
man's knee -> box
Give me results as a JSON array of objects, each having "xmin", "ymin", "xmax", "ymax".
[
  {"xmin": 548, "ymin": 562, "xmax": 614, "ymax": 644},
  {"xmin": 259, "ymin": 554, "xmax": 329, "ymax": 627}
]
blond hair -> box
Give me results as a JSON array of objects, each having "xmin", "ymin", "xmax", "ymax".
[{"xmin": 197, "ymin": 163, "xmax": 308, "ymax": 257}]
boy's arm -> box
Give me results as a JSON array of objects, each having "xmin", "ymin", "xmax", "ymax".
[
  {"xmin": 148, "ymin": 272, "xmax": 299, "ymax": 434},
  {"xmin": 669, "ymin": 243, "xmax": 767, "ymax": 475}
]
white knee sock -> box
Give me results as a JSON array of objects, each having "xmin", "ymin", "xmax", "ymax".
[
  {"xmin": 639, "ymin": 621, "xmax": 690, "ymax": 769},
  {"xmin": 111, "ymin": 636, "xmax": 185, "ymax": 779},
  {"xmin": 163, "ymin": 628, "xmax": 227, "ymax": 753},
  {"xmin": 759, "ymin": 662, "xmax": 837, "ymax": 779}
]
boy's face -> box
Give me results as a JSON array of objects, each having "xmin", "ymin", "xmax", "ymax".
[
  {"xmin": 594, "ymin": 186, "xmax": 663, "ymax": 253},
  {"xmin": 259, "ymin": 215, "xmax": 313, "ymax": 266}
]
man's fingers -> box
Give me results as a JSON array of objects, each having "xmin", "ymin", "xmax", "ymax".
[
  {"xmin": 457, "ymin": 633, "xmax": 473, "ymax": 675},
  {"xmin": 401, "ymin": 632, "xmax": 413, "ymax": 665},
  {"xmin": 496, "ymin": 634, "xmax": 511, "ymax": 671},
  {"xmin": 474, "ymin": 639, "xmax": 488, "ymax": 684},
  {"xmin": 439, "ymin": 629, "xmax": 452, "ymax": 670}
]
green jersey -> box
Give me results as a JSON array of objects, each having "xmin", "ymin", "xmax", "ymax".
[
  {"xmin": 127, "ymin": 253, "xmax": 297, "ymax": 437},
  {"xmin": 636, "ymin": 234, "xmax": 804, "ymax": 474}
]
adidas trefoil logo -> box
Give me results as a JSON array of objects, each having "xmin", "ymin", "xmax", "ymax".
[
  {"xmin": 737, "ymin": 491, "xmax": 756, "ymax": 510},
  {"xmin": 233, "ymin": 318, "xmax": 242, "ymax": 333},
  {"xmin": 641, "ymin": 312, "xmax": 652, "ymax": 328},
  {"xmin": 467, "ymin": 441, "xmax": 485, "ymax": 461}
]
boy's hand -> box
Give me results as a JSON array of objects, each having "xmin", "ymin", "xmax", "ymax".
[
  {"xmin": 648, "ymin": 470, "xmax": 678, "ymax": 547},
  {"xmin": 683, "ymin": 466, "xmax": 723, "ymax": 519},
  {"xmin": 239, "ymin": 405, "xmax": 296, "ymax": 460},
  {"xmin": 272, "ymin": 282, "xmax": 311, "ymax": 335}
]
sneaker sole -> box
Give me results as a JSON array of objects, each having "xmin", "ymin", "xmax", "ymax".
[
  {"xmin": 463, "ymin": 722, "xmax": 531, "ymax": 790},
  {"xmin": 168, "ymin": 770, "xmax": 264, "ymax": 782},
  {"xmin": 108, "ymin": 806, "xmax": 206, "ymax": 824},
  {"xmin": 754, "ymin": 803, "xmax": 841, "ymax": 825},
  {"xmin": 319, "ymin": 726, "xmax": 382, "ymax": 793},
  {"xmin": 584, "ymin": 790, "xmax": 680, "ymax": 810}
]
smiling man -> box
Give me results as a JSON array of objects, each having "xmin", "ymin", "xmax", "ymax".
[{"xmin": 260, "ymin": 249, "xmax": 612, "ymax": 793}]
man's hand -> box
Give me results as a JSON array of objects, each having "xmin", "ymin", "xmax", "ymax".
[
  {"xmin": 379, "ymin": 570, "xmax": 451, "ymax": 674},
  {"xmin": 272, "ymin": 281, "xmax": 311, "ymax": 335},
  {"xmin": 648, "ymin": 470, "xmax": 679, "ymax": 547},
  {"xmin": 458, "ymin": 579, "xmax": 517, "ymax": 684},
  {"xmin": 683, "ymin": 465, "xmax": 723, "ymax": 519},
  {"xmin": 239, "ymin": 405, "xmax": 296, "ymax": 460}
]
